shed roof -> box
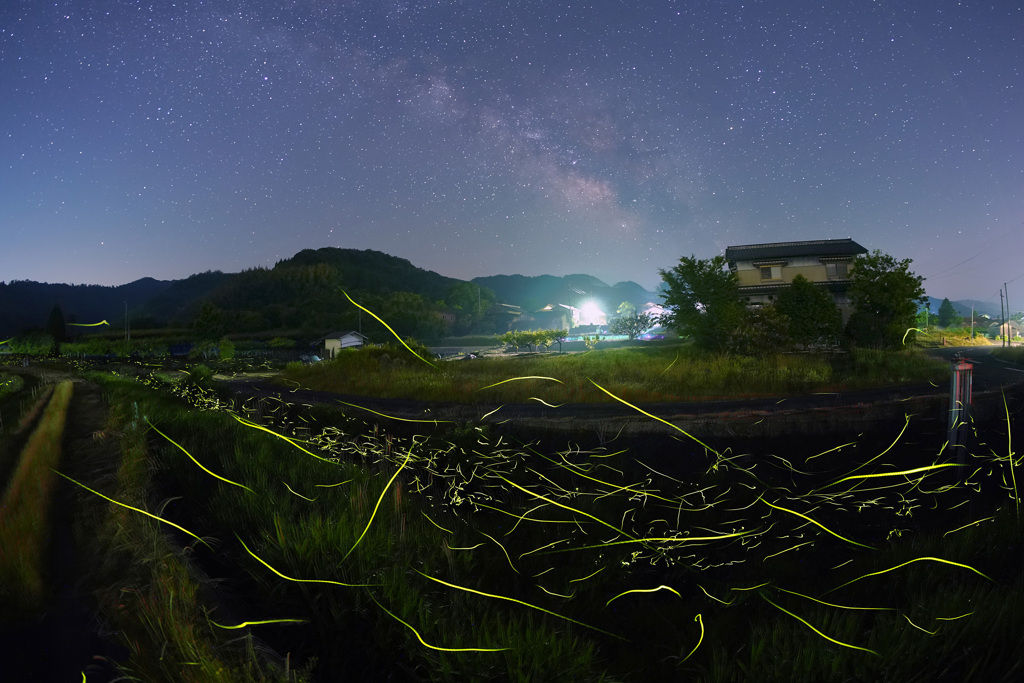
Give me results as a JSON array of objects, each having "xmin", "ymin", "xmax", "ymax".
[{"xmin": 725, "ymin": 238, "xmax": 868, "ymax": 262}]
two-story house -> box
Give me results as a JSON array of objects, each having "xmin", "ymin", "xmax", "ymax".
[{"xmin": 724, "ymin": 238, "xmax": 868, "ymax": 322}]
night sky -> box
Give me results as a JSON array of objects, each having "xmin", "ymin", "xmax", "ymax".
[{"xmin": 2, "ymin": 1, "xmax": 1021, "ymax": 303}]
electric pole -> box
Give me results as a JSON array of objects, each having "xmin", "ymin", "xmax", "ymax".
[{"xmin": 1000, "ymin": 289, "xmax": 1006, "ymax": 347}]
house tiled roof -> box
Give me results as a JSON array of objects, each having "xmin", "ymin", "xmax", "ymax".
[{"xmin": 725, "ymin": 239, "xmax": 868, "ymax": 262}]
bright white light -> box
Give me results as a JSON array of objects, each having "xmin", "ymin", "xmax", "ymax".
[{"xmin": 578, "ymin": 301, "xmax": 606, "ymax": 326}]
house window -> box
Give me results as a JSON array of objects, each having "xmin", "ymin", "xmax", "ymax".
[
  {"xmin": 825, "ymin": 262, "xmax": 848, "ymax": 279},
  {"xmin": 760, "ymin": 266, "xmax": 782, "ymax": 281}
]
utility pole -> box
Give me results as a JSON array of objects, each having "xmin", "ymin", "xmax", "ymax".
[
  {"xmin": 1006, "ymin": 283, "xmax": 1012, "ymax": 346},
  {"xmin": 1000, "ymin": 289, "xmax": 1006, "ymax": 347},
  {"xmin": 970, "ymin": 302, "xmax": 974, "ymax": 340}
]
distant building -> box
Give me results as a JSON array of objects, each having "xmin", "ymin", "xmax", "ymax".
[
  {"xmin": 724, "ymin": 238, "xmax": 868, "ymax": 322},
  {"xmin": 989, "ymin": 320, "xmax": 1021, "ymax": 340},
  {"xmin": 316, "ymin": 330, "xmax": 369, "ymax": 359}
]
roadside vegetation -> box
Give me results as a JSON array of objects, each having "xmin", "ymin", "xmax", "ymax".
[{"xmin": 992, "ymin": 346, "xmax": 1024, "ymax": 367}]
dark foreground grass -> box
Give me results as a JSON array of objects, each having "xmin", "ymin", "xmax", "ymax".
[
  {"xmin": 280, "ymin": 343, "xmax": 948, "ymax": 404},
  {"xmin": 60, "ymin": 362, "xmax": 1023, "ymax": 682}
]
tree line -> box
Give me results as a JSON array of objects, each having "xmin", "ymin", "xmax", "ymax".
[{"xmin": 658, "ymin": 250, "xmax": 927, "ymax": 352}]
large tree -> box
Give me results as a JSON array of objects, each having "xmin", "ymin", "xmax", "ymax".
[
  {"xmin": 845, "ymin": 250, "xmax": 927, "ymax": 348},
  {"xmin": 776, "ymin": 275, "xmax": 842, "ymax": 348},
  {"xmin": 937, "ymin": 297, "xmax": 959, "ymax": 327},
  {"xmin": 46, "ymin": 304, "xmax": 66, "ymax": 356},
  {"xmin": 659, "ymin": 255, "xmax": 745, "ymax": 350},
  {"xmin": 609, "ymin": 310, "xmax": 655, "ymax": 340}
]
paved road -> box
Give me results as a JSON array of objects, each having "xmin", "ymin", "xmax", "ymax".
[{"xmin": 922, "ymin": 345, "xmax": 1024, "ymax": 394}]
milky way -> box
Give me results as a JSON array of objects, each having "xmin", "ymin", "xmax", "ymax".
[{"xmin": 1, "ymin": 1, "xmax": 1020, "ymax": 301}]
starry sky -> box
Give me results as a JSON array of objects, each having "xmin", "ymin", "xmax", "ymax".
[{"xmin": 1, "ymin": 1, "xmax": 1021, "ymax": 303}]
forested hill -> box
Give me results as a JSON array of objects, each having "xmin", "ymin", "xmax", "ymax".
[
  {"xmin": 0, "ymin": 277, "xmax": 172, "ymax": 332},
  {"xmin": 157, "ymin": 248, "xmax": 472, "ymax": 338},
  {"xmin": 1, "ymin": 247, "xmax": 657, "ymax": 340}
]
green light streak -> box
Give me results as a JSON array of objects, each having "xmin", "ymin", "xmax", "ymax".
[
  {"xmin": 942, "ymin": 516, "xmax": 995, "ymax": 537},
  {"xmin": 67, "ymin": 320, "xmax": 109, "ymax": 327},
  {"xmin": 679, "ymin": 614, "xmax": 704, "ymax": 663},
  {"xmin": 542, "ymin": 531, "xmax": 754, "ymax": 554},
  {"xmin": 421, "ymin": 511, "xmax": 452, "ymax": 534},
  {"xmin": 1003, "ymin": 391, "xmax": 1019, "ymax": 518},
  {"xmin": 569, "ymin": 567, "xmax": 606, "ymax": 583},
  {"xmin": 146, "ymin": 419, "xmax": 253, "ymax": 493},
  {"xmin": 336, "ymin": 400, "xmax": 453, "ymax": 424},
  {"xmin": 527, "ymin": 397, "xmax": 564, "ymax": 407},
  {"xmin": 211, "ymin": 618, "xmax": 307, "ymax": 629},
  {"xmin": 369, "ymin": 594, "xmax": 509, "ymax": 652},
  {"xmin": 761, "ymin": 498, "xmax": 875, "ymax": 550},
  {"xmin": 494, "ymin": 473, "xmax": 635, "ymax": 540},
  {"xmin": 413, "ymin": 568, "xmax": 627, "ymax": 640},
  {"xmin": 283, "ymin": 481, "xmax": 316, "ymax": 501},
  {"xmin": 761, "ymin": 594, "xmax": 879, "ymax": 656},
  {"xmin": 231, "ymin": 414, "xmax": 337, "ymax": 463},
  {"xmin": 237, "ymin": 536, "xmax": 376, "ymax": 587},
  {"xmin": 477, "ymin": 376, "xmax": 564, "ymax": 390},
  {"xmin": 588, "ymin": 379, "xmax": 719, "ymax": 457},
  {"xmin": 342, "ymin": 290, "xmax": 438, "ymax": 368},
  {"xmin": 605, "ymin": 584, "xmax": 680, "ymax": 607},
  {"xmin": 776, "ymin": 587, "xmax": 895, "ymax": 612},
  {"xmin": 698, "ymin": 585, "xmax": 734, "ymax": 605},
  {"xmin": 54, "ymin": 470, "xmax": 210, "ymax": 549},
  {"xmin": 343, "ymin": 449, "xmax": 412, "ymax": 562},
  {"xmin": 822, "ymin": 463, "xmax": 964, "ymax": 490},
  {"xmin": 902, "ymin": 614, "xmax": 938, "ymax": 635},
  {"xmin": 480, "ymin": 531, "xmax": 518, "ymax": 573},
  {"xmin": 827, "ymin": 556, "xmax": 994, "ymax": 594}
]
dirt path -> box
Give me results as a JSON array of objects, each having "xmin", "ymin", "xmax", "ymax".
[{"xmin": 0, "ymin": 377, "xmax": 129, "ymax": 682}]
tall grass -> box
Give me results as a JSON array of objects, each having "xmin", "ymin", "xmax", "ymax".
[
  {"xmin": 0, "ymin": 379, "xmax": 73, "ymax": 618},
  {"xmin": 64, "ymin": 377, "xmax": 311, "ymax": 682},
  {"xmin": 281, "ymin": 343, "xmax": 948, "ymax": 404},
  {"xmin": 73, "ymin": 360, "xmax": 1022, "ymax": 681}
]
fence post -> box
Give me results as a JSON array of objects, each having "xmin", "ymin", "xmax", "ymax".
[{"xmin": 947, "ymin": 354, "xmax": 973, "ymax": 460}]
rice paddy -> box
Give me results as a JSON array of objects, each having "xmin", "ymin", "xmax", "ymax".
[{"xmin": 52, "ymin": 356, "xmax": 1021, "ymax": 682}]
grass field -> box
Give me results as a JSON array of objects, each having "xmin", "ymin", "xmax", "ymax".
[
  {"xmin": 280, "ymin": 342, "xmax": 949, "ymax": 404},
  {"xmin": 50, "ymin": 360, "xmax": 1021, "ymax": 682}
]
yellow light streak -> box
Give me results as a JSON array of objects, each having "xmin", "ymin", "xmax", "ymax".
[
  {"xmin": 343, "ymin": 449, "xmax": 412, "ymax": 562},
  {"xmin": 762, "ymin": 594, "xmax": 879, "ymax": 656},
  {"xmin": 146, "ymin": 419, "xmax": 253, "ymax": 493},
  {"xmin": 589, "ymin": 379, "xmax": 718, "ymax": 456},
  {"xmin": 237, "ymin": 536, "xmax": 376, "ymax": 587},
  {"xmin": 477, "ymin": 376, "xmax": 564, "ymax": 391},
  {"xmin": 679, "ymin": 614, "xmax": 704, "ymax": 663},
  {"xmin": 827, "ymin": 556, "xmax": 994, "ymax": 594},
  {"xmin": 54, "ymin": 470, "xmax": 210, "ymax": 549},
  {"xmin": 211, "ymin": 618, "xmax": 307, "ymax": 629},
  {"xmin": 368, "ymin": 594, "xmax": 509, "ymax": 652},
  {"xmin": 605, "ymin": 584, "xmax": 681, "ymax": 607},
  {"xmin": 760, "ymin": 498, "xmax": 875, "ymax": 550},
  {"xmin": 342, "ymin": 290, "xmax": 438, "ymax": 368},
  {"xmin": 413, "ymin": 568, "xmax": 626, "ymax": 640}
]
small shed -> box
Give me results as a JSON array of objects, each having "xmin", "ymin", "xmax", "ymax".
[{"xmin": 317, "ymin": 331, "xmax": 369, "ymax": 359}]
